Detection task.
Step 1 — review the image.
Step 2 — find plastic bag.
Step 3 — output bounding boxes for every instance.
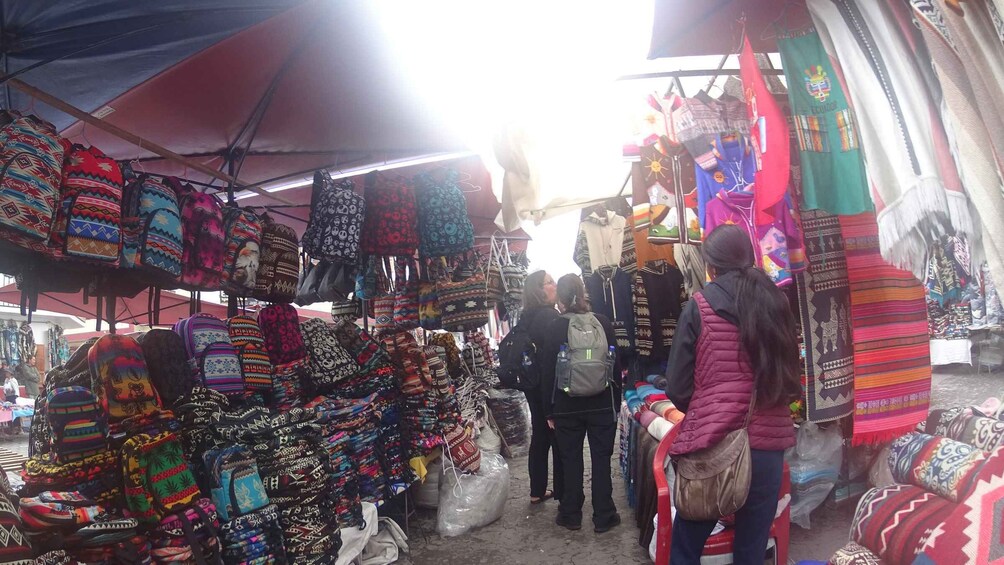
[476,424,502,454]
[436,452,510,537]
[414,458,442,509]
[868,445,895,489]
[486,388,531,458]
[784,422,842,529]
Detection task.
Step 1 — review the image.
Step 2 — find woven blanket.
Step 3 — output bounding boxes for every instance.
[914,447,1004,563]
[851,484,955,564]
[797,209,855,423]
[840,213,931,444]
[924,407,1004,453]
[887,432,986,502]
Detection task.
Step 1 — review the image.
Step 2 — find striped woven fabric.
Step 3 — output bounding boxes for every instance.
[839,213,931,444]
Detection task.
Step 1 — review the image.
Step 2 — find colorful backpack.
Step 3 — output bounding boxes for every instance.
[300,317,358,393]
[257,304,307,366]
[46,144,124,264]
[254,213,300,303]
[47,386,108,464]
[221,207,262,296]
[31,337,97,458]
[0,112,68,253]
[173,313,245,398]
[203,446,269,521]
[227,315,274,393]
[302,170,366,263]
[173,180,225,291]
[120,173,184,281]
[120,431,201,523]
[414,169,474,257]
[137,329,195,406]
[87,335,161,432]
[359,171,419,256]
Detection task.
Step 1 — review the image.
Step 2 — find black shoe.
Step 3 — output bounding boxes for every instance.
[594,514,621,533]
[555,515,581,531]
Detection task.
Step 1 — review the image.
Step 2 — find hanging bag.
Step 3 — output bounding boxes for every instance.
[221,206,262,296]
[393,257,420,331]
[301,170,366,262]
[419,259,442,331]
[359,171,419,257]
[673,387,755,521]
[414,169,475,257]
[485,235,506,306]
[439,256,490,333]
[254,213,300,303]
[371,258,396,335]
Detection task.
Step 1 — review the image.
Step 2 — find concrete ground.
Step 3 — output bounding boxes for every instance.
[399,365,1003,565]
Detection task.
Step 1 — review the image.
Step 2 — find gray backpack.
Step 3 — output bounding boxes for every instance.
[556,313,614,397]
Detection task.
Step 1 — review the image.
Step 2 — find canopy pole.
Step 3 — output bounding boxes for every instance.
[7,78,292,204]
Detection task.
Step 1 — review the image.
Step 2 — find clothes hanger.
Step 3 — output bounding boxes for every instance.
[760,0,810,41]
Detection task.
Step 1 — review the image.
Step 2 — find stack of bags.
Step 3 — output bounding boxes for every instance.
[310,395,386,504]
[381,332,443,460]
[330,321,400,399]
[259,304,310,411]
[322,431,364,528]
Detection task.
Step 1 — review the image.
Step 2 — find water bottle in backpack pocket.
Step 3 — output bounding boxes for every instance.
[556,313,614,397]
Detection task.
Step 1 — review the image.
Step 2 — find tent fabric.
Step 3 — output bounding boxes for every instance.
[647,0,813,59]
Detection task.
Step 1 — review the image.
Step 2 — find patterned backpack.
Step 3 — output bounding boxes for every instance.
[221,207,262,296]
[173,314,245,398]
[203,445,269,521]
[120,431,201,524]
[227,315,274,393]
[360,171,419,257]
[254,213,300,303]
[31,337,98,458]
[47,386,108,464]
[47,144,124,265]
[120,173,184,282]
[414,169,474,257]
[257,304,307,366]
[0,112,68,253]
[87,335,161,433]
[300,317,358,393]
[137,329,195,406]
[173,180,225,291]
[302,170,365,263]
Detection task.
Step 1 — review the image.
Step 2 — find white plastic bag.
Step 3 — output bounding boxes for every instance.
[414,458,442,509]
[785,422,843,529]
[486,388,531,458]
[436,452,510,537]
[476,424,502,454]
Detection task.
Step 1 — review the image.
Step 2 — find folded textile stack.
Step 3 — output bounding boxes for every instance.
[375,403,416,487]
[323,431,364,528]
[427,332,464,379]
[21,451,122,510]
[310,395,386,505]
[330,321,400,399]
[382,332,443,460]
[172,387,232,488]
[271,359,309,412]
[149,498,222,565]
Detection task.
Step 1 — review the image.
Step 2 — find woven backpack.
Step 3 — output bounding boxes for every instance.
[0,112,68,254]
[31,337,97,458]
[300,317,358,393]
[173,313,245,398]
[48,144,124,265]
[121,431,201,524]
[302,170,365,263]
[414,169,474,257]
[87,335,161,433]
[203,445,269,521]
[221,207,262,296]
[173,180,226,291]
[257,304,307,366]
[120,173,184,282]
[438,274,490,332]
[254,213,300,303]
[137,329,195,406]
[226,315,274,394]
[47,386,108,464]
[359,171,419,257]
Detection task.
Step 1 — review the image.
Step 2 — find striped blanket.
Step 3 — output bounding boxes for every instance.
[839,213,931,444]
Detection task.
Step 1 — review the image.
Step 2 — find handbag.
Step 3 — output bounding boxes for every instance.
[393,257,420,331]
[438,273,490,332]
[418,260,442,331]
[672,388,755,521]
[485,236,506,306]
[371,258,396,335]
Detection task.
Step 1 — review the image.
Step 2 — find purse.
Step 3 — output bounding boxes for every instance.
[393,257,420,331]
[672,388,755,522]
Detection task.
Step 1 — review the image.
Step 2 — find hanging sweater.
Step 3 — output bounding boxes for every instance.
[584,266,635,352]
[695,134,757,229]
[634,261,685,360]
[573,211,627,275]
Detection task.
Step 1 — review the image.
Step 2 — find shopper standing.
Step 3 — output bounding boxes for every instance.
[539,274,621,533]
[3,371,18,404]
[16,355,40,399]
[664,225,799,564]
[520,270,563,505]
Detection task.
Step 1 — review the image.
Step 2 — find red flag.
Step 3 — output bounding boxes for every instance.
[740,37,790,225]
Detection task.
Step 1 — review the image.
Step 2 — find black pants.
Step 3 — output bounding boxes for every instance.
[553,410,618,528]
[670,449,784,565]
[526,391,563,499]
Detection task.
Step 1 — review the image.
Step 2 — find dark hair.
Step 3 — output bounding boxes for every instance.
[556,274,589,314]
[702,225,800,408]
[523,270,555,309]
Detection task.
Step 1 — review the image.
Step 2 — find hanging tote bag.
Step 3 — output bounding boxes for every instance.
[418,259,442,331]
[673,390,755,521]
[371,258,396,335]
[301,170,365,263]
[438,265,490,333]
[485,235,506,306]
[393,257,420,331]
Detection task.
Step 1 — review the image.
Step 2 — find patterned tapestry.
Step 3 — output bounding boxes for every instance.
[840,212,931,445]
[797,209,855,423]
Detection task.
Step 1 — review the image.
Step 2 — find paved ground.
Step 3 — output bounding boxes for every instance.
[399,365,1003,564]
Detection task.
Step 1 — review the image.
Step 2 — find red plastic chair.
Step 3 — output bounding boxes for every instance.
[652,425,790,565]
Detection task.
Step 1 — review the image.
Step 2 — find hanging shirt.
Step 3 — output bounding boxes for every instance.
[695,134,757,229]
[704,190,806,287]
[578,211,626,270]
[584,266,635,352]
[633,261,685,360]
[777,29,872,216]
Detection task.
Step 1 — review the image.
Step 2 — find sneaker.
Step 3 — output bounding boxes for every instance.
[555,515,581,531]
[594,514,621,533]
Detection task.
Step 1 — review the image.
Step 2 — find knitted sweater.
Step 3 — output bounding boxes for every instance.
[633,261,685,360]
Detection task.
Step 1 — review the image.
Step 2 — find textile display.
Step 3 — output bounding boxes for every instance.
[807,0,975,279]
[632,260,685,359]
[695,134,757,229]
[796,209,855,423]
[887,432,986,502]
[840,212,931,444]
[670,92,748,172]
[923,408,1004,453]
[776,28,872,216]
[850,484,956,564]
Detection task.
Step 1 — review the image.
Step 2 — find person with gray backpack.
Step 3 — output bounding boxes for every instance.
[538,274,621,533]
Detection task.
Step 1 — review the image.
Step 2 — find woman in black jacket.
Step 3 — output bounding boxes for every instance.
[521,270,562,504]
[539,274,622,533]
